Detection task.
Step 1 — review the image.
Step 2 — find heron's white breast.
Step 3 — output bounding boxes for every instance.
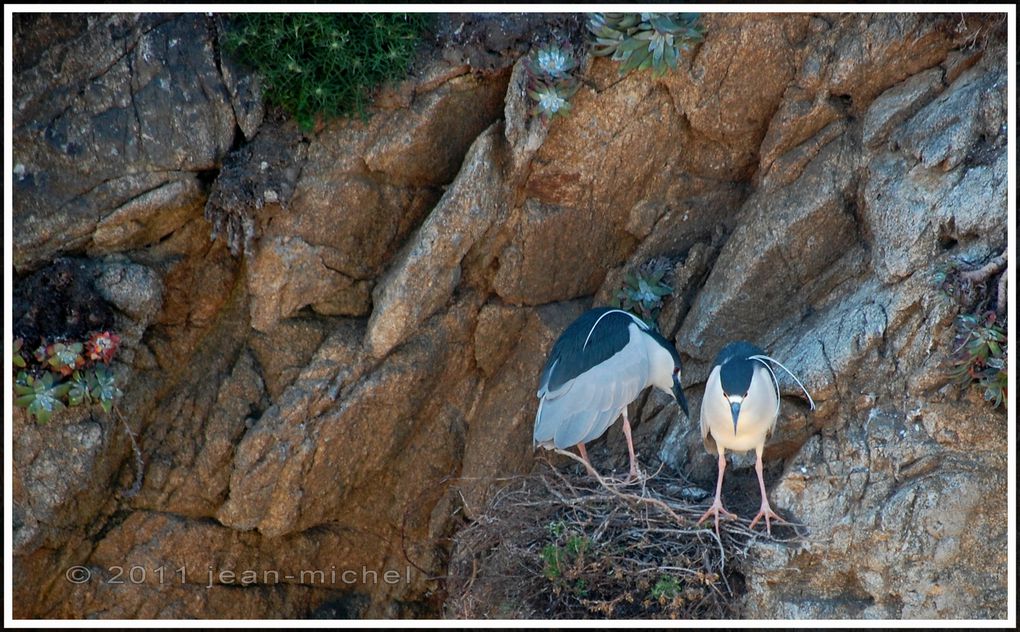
[701,364,777,454]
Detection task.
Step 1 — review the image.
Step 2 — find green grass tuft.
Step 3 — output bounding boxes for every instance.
[222,13,432,131]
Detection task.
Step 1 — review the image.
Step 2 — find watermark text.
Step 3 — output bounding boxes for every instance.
[65,564,413,589]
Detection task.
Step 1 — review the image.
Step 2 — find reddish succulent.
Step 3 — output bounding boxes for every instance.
[46,342,85,377]
[86,331,121,364]
[12,329,125,423]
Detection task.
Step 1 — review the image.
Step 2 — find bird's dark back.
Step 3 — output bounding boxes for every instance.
[539,308,638,393]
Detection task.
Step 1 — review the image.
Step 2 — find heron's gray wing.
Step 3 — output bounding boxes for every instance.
[536,330,648,448]
[578,362,645,445]
[538,308,647,397]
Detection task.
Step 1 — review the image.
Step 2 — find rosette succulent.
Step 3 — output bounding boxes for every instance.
[529,44,577,79]
[46,342,85,377]
[613,258,674,325]
[528,81,579,120]
[12,329,125,423]
[88,366,123,413]
[87,331,121,364]
[950,313,1008,409]
[525,43,581,122]
[589,12,705,77]
[15,372,71,424]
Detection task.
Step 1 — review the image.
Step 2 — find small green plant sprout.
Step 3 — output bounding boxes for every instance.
[949,312,1008,409]
[46,342,85,377]
[541,527,592,588]
[15,372,71,424]
[613,258,674,325]
[650,575,682,603]
[564,533,589,557]
[541,543,564,581]
[589,12,705,77]
[222,13,432,131]
[528,80,579,120]
[546,520,567,539]
[571,578,589,598]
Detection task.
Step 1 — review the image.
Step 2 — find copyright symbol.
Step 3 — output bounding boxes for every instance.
[66,566,91,584]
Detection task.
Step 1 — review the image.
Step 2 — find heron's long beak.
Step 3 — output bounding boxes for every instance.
[730,401,741,435]
[672,376,689,418]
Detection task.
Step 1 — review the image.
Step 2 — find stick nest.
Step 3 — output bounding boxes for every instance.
[445,455,803,619]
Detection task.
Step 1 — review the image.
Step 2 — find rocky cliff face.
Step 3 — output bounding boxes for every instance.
[12,12,1008,619]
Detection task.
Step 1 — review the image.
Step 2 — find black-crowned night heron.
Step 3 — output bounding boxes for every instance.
[697,340,815,536]
[534,307,690,482]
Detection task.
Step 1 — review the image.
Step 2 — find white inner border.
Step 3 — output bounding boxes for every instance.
[4,3,1016,628]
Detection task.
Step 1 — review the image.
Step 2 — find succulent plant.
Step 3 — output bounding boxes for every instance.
[46,342,85,377]
[937,251,1009,410]
[524,42,582,122]
[528,44,578,79]
[949,312,1008,408]
[589,12,705,77]
[13,328,125,422]
[67,369,94,407]
[33,342,48,364]
[15,370,31,389]
[86,331,121,364]
[15,372,71,424]
[613,258,674,325]
[89,366,123,413]
[528,80,579,120]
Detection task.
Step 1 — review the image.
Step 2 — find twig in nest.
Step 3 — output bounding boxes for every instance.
[445,464,806,619]
[553,448,687,525]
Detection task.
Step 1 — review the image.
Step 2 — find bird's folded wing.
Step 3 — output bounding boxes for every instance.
[535,341,648,449]
[538,309,640,397]
[700,366,720,455]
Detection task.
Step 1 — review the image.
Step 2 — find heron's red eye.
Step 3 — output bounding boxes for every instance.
[673,367,680,375]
